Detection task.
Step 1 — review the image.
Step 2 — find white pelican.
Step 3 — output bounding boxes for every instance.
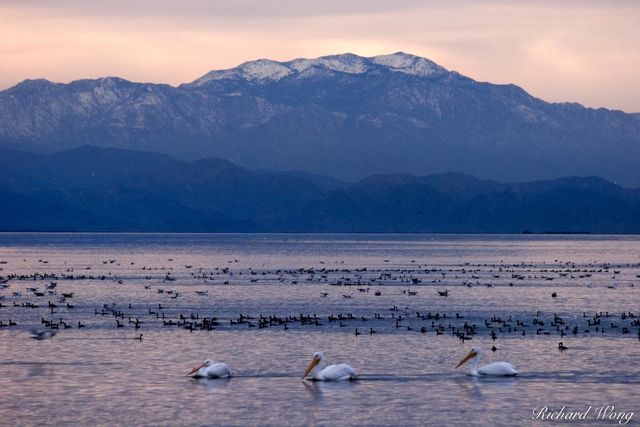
[302,351,358,381]
[456,347,518,376]
[187,359,231,378]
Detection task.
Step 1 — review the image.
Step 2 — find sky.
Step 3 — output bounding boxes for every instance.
[1,0,639,112]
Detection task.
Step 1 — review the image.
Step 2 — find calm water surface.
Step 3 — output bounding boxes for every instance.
[0,233,639,426]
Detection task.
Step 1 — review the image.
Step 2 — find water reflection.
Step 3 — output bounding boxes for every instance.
[190,376,232,392]
[0,234,639,426]
[26,364,46,378]
[302,381,324,402]
[455,376,520,399]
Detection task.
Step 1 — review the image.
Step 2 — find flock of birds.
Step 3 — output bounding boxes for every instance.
[188,351,364,381]
[187,346,518,382]
[1,256,639,380]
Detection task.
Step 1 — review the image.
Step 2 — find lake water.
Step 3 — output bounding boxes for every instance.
[0,233,639,426]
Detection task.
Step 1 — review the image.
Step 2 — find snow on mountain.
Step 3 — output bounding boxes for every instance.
[188,52,446,87]
[240,60,292,80]
[288,53,368,75]
[189,59,292,85]
[371,52,446,77]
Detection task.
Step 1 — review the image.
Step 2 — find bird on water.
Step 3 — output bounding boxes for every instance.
[302,351,358,381]
[187,358,231,378]
[456,347,518,376]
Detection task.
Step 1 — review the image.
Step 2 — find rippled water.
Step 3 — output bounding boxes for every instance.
[0,233,639,426]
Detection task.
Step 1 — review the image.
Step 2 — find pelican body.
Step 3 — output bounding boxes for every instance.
[187,359,231,378]
[302,351,358,381]
[456,347,518,376]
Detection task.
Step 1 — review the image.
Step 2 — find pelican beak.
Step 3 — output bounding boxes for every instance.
[302,358,320,380]
[456,350,477,369]
[187,362,206,376]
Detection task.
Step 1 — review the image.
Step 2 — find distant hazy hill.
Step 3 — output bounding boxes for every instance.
[1,52,639,185]
[1,146,638,233]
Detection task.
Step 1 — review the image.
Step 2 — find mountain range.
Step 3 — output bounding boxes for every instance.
[1,146,639,233]
[1,52,639,186]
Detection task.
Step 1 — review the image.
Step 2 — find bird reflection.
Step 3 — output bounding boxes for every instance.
[27,364,46,378]
[454,375,519,399]
[191,376,231,391]
[455,376,484,399]
[303,379,360,404]
[303,381,323,403]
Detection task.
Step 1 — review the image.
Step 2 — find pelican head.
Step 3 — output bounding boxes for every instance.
[187,358,214,376]
[456,347,482,368]
[302,352,324,379]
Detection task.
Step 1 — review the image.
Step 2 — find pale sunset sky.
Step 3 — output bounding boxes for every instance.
[1,0,639,112]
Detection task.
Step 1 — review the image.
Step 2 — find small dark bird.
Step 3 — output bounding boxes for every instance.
[551,292,557,298]
[558,342,568,351]
[491,345,497,352]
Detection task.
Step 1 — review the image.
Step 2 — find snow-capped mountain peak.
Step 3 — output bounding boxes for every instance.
[192,59,292,84]
[288,53,368,74]
[187,52,448,87]
[372,52,446,77]
[238,59,292,80]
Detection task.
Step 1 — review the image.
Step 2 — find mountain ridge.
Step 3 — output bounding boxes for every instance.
[1,52,639,185]
[1,145,639,233]
[186,52,448,86]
